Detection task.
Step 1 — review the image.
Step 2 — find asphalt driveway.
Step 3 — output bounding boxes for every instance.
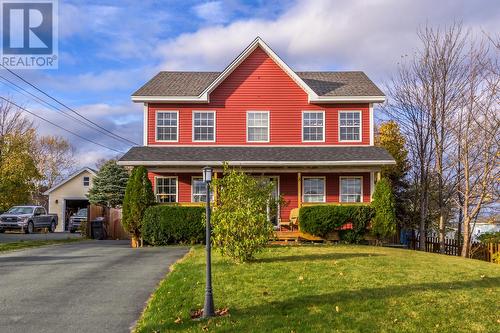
[0,231,82,243]
[0,240,188,333]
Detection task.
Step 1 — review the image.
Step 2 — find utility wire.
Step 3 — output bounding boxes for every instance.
[0,96,125,154]
[0,74,135,147]
[0,64,139,146]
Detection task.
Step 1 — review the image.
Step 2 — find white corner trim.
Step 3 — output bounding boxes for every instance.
[369,103,374,146]
[143,103,148,146]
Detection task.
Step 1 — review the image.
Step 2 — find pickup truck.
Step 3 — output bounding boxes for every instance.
[0,205,58,234]
[69,208,87,233]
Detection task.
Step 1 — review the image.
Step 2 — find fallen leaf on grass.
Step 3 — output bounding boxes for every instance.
[174,317,183,324]
[216,307,230,316]
[298,276,304,281]
[335,306,340,312]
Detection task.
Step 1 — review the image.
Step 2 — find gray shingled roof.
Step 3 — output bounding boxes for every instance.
[118,146,395,166]
[132,71,384,97]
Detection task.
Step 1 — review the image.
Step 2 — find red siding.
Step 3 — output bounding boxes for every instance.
[148,46,370,146]
[149,172,372,221]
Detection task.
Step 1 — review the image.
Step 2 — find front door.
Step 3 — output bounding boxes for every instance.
[265,176,280,228]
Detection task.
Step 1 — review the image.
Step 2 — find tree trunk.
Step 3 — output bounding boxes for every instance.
[461,216,471,257]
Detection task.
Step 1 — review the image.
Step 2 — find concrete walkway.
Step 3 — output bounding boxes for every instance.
[0,240,188,333]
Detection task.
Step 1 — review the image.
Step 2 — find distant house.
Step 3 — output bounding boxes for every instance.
[44,167,96,232]
[118,37,395,230]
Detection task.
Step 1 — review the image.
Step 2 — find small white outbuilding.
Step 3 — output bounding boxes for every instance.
[44,167,97,232]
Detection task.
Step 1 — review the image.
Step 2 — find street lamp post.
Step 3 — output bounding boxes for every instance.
[202,166,215,318]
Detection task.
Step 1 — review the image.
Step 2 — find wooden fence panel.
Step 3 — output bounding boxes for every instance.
[408,236,499,264]
[105,208,129,240]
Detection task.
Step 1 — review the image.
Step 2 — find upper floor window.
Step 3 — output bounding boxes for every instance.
[302,177,326,203]
[247,111,269,142]
[193,111,215,142]
[156,111,178,142]
[83,176,90,187]
[155,176,177,203]
[302,111,324,142]
[339,111,361,142]
[340,176,362,202]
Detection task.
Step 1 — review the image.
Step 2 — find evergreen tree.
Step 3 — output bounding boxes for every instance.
[376,121,411,230]
[121,166,155,240]
[372,178,397,240]
[87,160,128,208]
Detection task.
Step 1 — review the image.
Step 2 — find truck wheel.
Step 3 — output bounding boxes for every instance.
[0,229,5,233]
[69,229,75,234]
[49,221,56,233]
[26,221,34,234]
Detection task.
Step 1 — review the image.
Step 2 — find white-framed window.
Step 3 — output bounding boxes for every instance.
[191,177,213,203]
[156,111,178,142]
[193,111,215,142]
[340,176,363,203]
[339,111,361,142]
[302,111,325,142]
[302,177,326,203]
[155,176,177,203]
[247,111,269,142]
[83,176,90,187]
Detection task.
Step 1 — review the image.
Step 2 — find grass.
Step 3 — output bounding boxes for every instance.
[135,245,500,333]
[0,238,82,252]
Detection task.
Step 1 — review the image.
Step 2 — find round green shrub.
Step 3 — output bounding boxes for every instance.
[299,205,374,242]
[142,205,205,245]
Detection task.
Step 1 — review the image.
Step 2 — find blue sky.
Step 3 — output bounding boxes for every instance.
[1,0,499,167]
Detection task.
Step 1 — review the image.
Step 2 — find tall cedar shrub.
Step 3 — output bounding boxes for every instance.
[87,160,129,208]
[371,178,397,239]
[121,166,155,239]
[299,205,374,243]
[142,206,205,245]
[211,165,280,262]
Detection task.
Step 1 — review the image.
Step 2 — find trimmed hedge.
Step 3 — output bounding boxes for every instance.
[299,205,375,243]
[142,206,205,245]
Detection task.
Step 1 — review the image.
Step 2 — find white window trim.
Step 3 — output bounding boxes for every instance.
[338,110,362,143]
[302,176,326,203]
[83,176,90,187]
[246,111,270,143]
[191,176,212,203]
[339,176,364,203]
[155,176,178,203]
[155,110,179,143]
[302,110,325,142]
[192,110,216,143]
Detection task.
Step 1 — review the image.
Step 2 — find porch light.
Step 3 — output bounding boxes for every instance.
[203,166,213,183]
[202,166,215,318]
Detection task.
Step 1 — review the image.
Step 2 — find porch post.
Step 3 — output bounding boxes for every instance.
[213,172,218,205]
[297,172,302,208]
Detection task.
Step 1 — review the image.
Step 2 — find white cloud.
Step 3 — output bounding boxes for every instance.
[158,0,500,82]
[193,1,229,24]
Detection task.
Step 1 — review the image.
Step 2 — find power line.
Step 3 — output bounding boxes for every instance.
[0,64,139,146]
[0,96,125,154]
[0,74,135,147]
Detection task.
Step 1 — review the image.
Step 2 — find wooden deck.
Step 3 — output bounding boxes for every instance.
[274,230,340,242]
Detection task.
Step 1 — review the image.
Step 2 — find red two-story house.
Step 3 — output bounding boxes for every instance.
[118,37,395,229]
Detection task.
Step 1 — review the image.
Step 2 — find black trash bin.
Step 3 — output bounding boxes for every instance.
[91,218,105,240]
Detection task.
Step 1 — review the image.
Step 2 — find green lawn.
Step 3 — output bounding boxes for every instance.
[135,245,500,333]
[0,238,82,252]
